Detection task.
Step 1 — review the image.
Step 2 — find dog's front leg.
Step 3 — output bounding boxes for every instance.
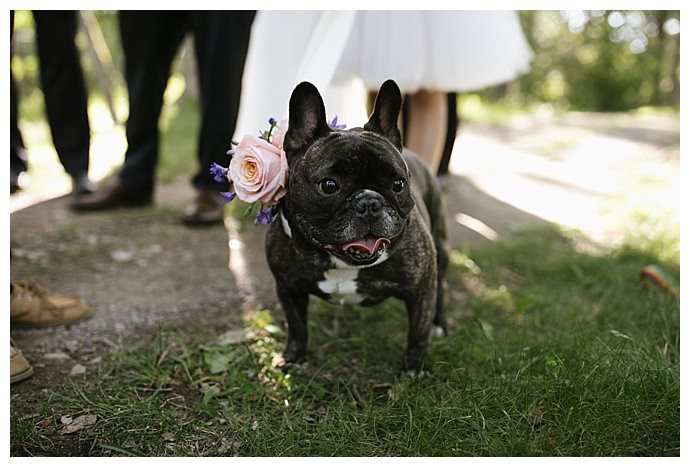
[402,285,436,372]
[277,285,309,363]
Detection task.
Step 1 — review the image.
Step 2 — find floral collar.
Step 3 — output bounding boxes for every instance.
[210,116,345,225]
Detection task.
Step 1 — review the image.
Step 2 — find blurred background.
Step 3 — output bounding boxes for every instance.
[9,10,680,254]
[10,10,680,186]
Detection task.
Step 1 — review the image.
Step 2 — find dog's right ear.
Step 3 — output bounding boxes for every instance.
[284,82,331,156]
[364,80,403,151]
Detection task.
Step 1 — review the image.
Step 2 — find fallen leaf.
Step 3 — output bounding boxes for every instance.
[59,414,97,435]
[204,350,232,374]
[60,415,73,425]
[264,324,283,335]
[39,417,54,429]
[271,353,285,368]
[200,382,221,394]
[217,439,242,454]
[216,328,249,346]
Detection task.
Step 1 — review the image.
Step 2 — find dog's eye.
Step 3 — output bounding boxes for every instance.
[319,178,339,194]
[392,178,406,193]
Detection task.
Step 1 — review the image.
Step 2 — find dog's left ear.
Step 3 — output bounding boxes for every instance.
[284,82,331,156]
[364,80,403,151]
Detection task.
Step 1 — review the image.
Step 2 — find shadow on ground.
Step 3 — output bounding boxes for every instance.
[9,109,679,399]
[9,172,544,394]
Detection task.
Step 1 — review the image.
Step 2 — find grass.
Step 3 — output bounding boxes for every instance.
[11,30,679,456]
[10,225,679,456]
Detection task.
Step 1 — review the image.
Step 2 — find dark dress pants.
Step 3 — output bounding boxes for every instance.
[117,11,255,192]
[11,11,91,178]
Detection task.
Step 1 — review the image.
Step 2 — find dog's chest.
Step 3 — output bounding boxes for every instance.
[317,267,363,305]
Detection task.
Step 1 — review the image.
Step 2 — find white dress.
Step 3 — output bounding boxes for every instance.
[333,10,534,93]
[234,11,368,139]
[234,10,533,139]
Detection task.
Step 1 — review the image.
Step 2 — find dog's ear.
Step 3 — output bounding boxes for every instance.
[364,80,403,151]
[284,82,331,156]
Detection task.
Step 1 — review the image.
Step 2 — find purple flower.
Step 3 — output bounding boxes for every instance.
[210,163,229,183]
[329,115,346,130]
[255,207,273,225]
[220,191,236,203]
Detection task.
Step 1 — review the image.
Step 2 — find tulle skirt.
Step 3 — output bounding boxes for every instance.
[234,10,533,139]
[333,10,534,93]
[234,11,368,138]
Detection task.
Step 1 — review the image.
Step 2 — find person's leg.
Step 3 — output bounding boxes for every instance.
[10,70,27,193]
[71,12,187,211]
[437,92,458,177]
[404,89,447,172]
[117,11,187,192]
[33,11,91,182]
[183,11,254,225]
[189,11,254,192]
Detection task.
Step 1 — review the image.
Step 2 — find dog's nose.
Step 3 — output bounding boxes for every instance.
[353,190,383,219]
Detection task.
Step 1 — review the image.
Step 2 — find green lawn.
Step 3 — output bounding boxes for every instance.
[10,225,679,456]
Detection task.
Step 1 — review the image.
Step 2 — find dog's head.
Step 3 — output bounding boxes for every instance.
[281,80,415,266]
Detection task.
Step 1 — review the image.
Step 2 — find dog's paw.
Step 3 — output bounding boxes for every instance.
[399,352,432,375]
[432,325,446,339]
[283,342,307,365]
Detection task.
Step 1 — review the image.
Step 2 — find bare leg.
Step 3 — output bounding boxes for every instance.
[405,90,447,171]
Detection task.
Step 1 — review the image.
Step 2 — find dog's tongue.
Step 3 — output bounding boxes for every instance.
[342,236,390,255]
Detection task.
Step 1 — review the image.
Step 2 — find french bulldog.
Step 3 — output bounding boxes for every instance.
[266,79,449,371]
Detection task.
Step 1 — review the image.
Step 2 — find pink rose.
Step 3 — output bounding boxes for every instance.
[229,135,288,206]
[270,118,289,149]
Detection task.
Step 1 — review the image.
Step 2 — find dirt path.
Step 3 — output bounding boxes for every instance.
[9,111,679,393]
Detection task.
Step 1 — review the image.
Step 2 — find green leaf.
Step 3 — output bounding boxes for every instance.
[203,350,231,374]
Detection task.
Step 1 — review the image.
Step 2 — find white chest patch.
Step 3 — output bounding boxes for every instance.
[316,251,390,305]
[318,267,363,305]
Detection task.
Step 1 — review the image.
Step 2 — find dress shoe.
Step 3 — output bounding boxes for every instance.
[71,173,97,197]
[70,179,152,211]
[10,169,23,195]
[183,189,225,226]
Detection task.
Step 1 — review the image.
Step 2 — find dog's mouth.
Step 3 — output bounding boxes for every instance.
[336,235,390,264]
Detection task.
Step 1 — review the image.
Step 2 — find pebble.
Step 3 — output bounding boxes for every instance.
[44,352,71,361]
[64,340,80,354]
[70,364,87,376]
[89,356,102,365]
[110,250,135,262]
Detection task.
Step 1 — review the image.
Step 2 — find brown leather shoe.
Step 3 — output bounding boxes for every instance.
[10,339,34,384]
[10,280,92,328]
[183,189,225,226]
[70,179,152,211]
